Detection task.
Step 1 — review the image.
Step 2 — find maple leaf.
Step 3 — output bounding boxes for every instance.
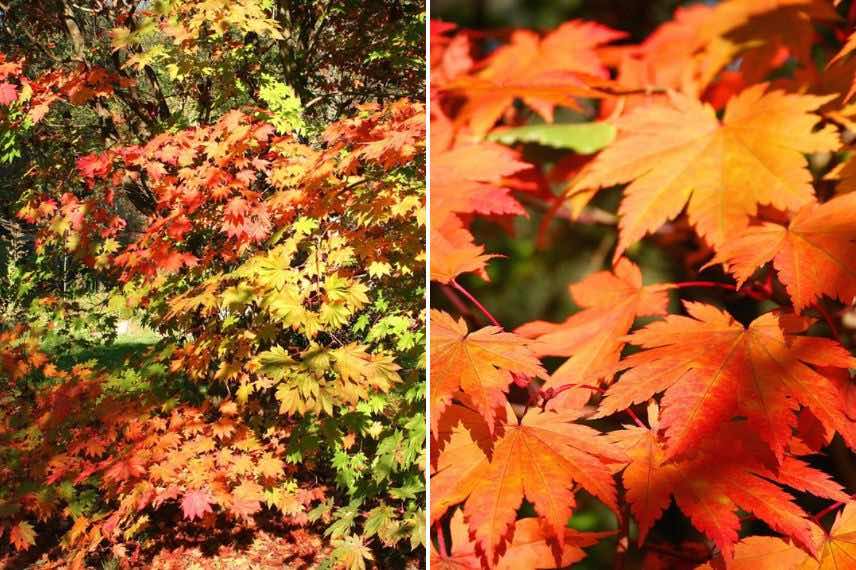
[697,535,814,569]
[9,521,36,551]
[598,302,856,462]
[211,418,236,440]
[445,21,623,137]
[431,20,475,88]
[229,454,255,477]
[569,85,840,256]
[181,488,214,521]
[165,215,192,241]
[607,1,836,107]
[430,405,493,524]
[462,408,624,565]
[707,192,856,312]
[76,437,108,458]
[698,501,856,569]
[609,409,846,560]
[723,0,838,85]
[430,221,498,285]
[257,453,284,479]
[496,519,610,570]
[432,142,530,220]
[0,81,18,105]
[433,509,607,570]
[608,4,736,100]
[430,140,529,284]
[230,480,264,519]
[431,509,481,570]
[430,310,545,433]
[830,30,856,68]
[219,400,239,416]
[76,153,113,179]
[103,454,147,484]
[516,258,669,401]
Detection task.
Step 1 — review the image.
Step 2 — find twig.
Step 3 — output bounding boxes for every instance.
[451,279,502,328]
[815,301,841,339]
[535,187,571,250]
[671,280,739,292]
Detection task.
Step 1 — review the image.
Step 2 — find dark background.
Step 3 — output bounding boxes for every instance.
[433,0,689,39]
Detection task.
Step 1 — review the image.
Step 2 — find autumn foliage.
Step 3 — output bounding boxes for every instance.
[0,1,424,568]
[431,1,856,568]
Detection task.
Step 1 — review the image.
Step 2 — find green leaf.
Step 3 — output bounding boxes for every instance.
[259,74,305,135]
[488,122,616,153]
[257,346,296,379]
[330,535,374,570]
[363,504,396,539]
[406,509,426,550]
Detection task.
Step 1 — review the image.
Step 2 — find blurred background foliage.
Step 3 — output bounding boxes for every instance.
[433,0,687,39]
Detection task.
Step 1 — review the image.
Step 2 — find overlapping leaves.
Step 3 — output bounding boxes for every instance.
[431,2,856,568]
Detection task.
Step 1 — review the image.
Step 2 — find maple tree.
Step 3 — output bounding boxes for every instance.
[0,1,425,568]
[431,1,856,568]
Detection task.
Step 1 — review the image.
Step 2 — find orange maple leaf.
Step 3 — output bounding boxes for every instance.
[430,220,498,285]
[607,0,837,110]
[444,21,623,137]
[432,509,608,570]
[609,408,847,561]
[698,501,856,569]
[229,480,263,519]
[430,310,545,433]
[495,519,611,570]
[461,408,624,565]
[707,192,856,313]
[430,405,493,524]
[606,4,734,101]
[430,139,529,284]
[103,454,147,484]
[598,302,856,462]
[256,453,284,479]
[516,258,669,401]
[211,418,237,440]
[9,521,36,551]
[431,509,482,570]
[569,85,839,257]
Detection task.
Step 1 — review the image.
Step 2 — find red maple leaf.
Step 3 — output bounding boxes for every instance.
[0,81,18,106]
[181,488,214,521]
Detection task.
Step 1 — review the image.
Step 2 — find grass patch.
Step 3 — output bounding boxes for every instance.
[50,323,161,371]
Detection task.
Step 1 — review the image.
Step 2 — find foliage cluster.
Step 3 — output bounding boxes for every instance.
[431,1,856,568]
[0,1,425,568]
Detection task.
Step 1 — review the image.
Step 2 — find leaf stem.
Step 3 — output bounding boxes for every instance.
[440,284,475,319]
[541,382,644,427]
[671,280,738,291]
[535,187,571,250]
[451,278,536,404]
[435,523,449,557]
[812,494,855,524]
[624,406,645,428]
[451,279,502,328]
